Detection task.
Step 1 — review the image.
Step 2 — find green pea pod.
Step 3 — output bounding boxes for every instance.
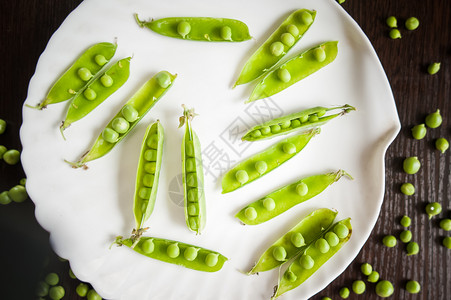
[179,106,206,234]
[234,9,316,87]
[248,41,338,103]
[221,128,320,194]
[135,15,251,42]
[66,71,176,168]
[242,104,355,142]
[115,236,228,272]
[272,218,352,299]
[248,208,337,274]
[60,57,131,137]
[236,170,352,225]
[27,42,117,110]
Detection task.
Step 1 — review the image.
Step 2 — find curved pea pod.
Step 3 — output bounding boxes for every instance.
[115,236,228,272]
[27,42,117,110]
[179,106,206,234]
[135,15,251,42]
[65,71,176,168]
[248,208,337,274]
[272,218,352,299]
[60,57,131,136]
[236,170,352,225]
[234,9,316,87]
[242,104,355,142]
[221,128,320,194]
[247,41,338,103]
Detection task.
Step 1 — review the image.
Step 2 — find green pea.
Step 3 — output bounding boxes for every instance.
[316,110,326,117]
[3,149,20,165]
[87,289,102,300]
[425,109,442,128]
[375,280,394,297]
[386,16,397,28]
[313,47,326,62]
[389,28,401,39]
[49,286,65,300]
[286,271,297,282]
[139,187,151,199]
[261,126,271,135]
[94,54,108,66]
[112,117,130,134]
[425,202,442,219]
[427,62,441,75]
[405,17,419,30]
[338,0,345,4]
[121,104,139,122]
[35,281,50,297]
[270,124,282,133]
[400,230,412,243]
[315,238,330,253]
[100,74,113,87]
[78,67,93,81]
[185,157,197,172]
[286,24,299,37]
[270,41,284,57]
[295,182,308,196]
[300,115,309,123]
[360,263,372,276]
[144,162,157,173]
[299,254,314,269]
[144,149,157,162]
[146,133,159,149]
[141,239,154,253]
[405,280,421,294]
[407,241,419,255]
[339,287,350,298]
[8,185,28,203]
[83,88,97,100]
[291,232,305,248]
[280,120,291,129]
[400,183,415,195]
[290,119,301,128]
[272,246,287,261]
[235,170,249,184]
[262,197,275,211]
[325,232,339,247]
[281,33,295,47]
[0,119,6,134]
[411,124,426,140]
[352,280,365,294]
[308,114,319,122]
[189,217,199,230]
[334,223,349,239]
[403,156,421,174]
[205,253,219,267]
[244,207,257,220]
[277,68,291,83]
[400,215,411,227]
[167,243,180,258]
[440,219,451,231]
[443,237,451,249]
[187,203,198,216]
[0,145,6,159]
[299,11,313,25]
[19,178,26,186]
[368,271,380,283]
[102,127,119,143]
[436,138,449,153]
[282,142,296,154]
[44,272,59,286]
[184,247,199,261]
[255,161,268,175]
[220,26,232,41]
[185,141,195,157]
[382,235,397,247]
[0,191,12,205]
[251,130,262,138]
[321,297,332,300]
[177,21,191,38]
[76,283,89,297]
[187,188,198,202]
[155,71,172,88]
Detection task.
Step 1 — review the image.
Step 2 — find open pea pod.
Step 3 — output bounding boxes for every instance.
[180,106,206,234]
[221,128,320,194]
[135,15,251,42]
[272,218,352,299]
[27,42,117,110]
[248,41,338,103]
[248,208,337,274]
[115,236,228,272]
[66,71,176,169]
[60,57,131,137]
[236,170,352,225]
[242,104,355,141]
[234,9,316,87]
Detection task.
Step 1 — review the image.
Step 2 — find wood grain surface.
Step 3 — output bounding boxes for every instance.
[0,1,449,299]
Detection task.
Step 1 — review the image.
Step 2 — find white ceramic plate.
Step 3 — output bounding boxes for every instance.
[20,0,400,299]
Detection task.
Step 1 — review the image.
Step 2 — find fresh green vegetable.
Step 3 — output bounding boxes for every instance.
[35,281,50,297]
[405,280,421,294]
[339,287,350,298]
[0,145,6,159]
[427,62,441,75]
[0,119,6,134]
[44,272,59,286]
[403,156,421,174]
[400,183,415,195]
[386,16,397,28]
[8,185,28,203]
[435,138,449,153]
[48,286,65,300]
[87,289,102,300]
[382,235,397,247]
[405,17,419,30]
[368,271,380,283]
[360,263,372,276]
[406,241,419,255]
[425,109,442,128]
[375,280,394,297]
[439,219,451,231]
[400,230,412,243]
[352,280,366,294]
[400,215,411,227]
[3,149,20,165]
[425,202,442,219]
[443,237,451,249]
[389,29,401,39]
[411,124,426,139]
[76,283,89,297]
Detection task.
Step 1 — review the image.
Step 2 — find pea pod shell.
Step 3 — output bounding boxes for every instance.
[221,128,320,194]
[248,41,338,103]
[272,218,352,299]
[136,15,251,42]
[68,71,176,168]
[61,57,131,133]
[116,236,227,272]
[236,170,352,225]
[249,208,337,274]
[234,9,316,86]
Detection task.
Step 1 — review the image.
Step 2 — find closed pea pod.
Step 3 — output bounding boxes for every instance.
[236,170,352,225]
[66,71,176,169]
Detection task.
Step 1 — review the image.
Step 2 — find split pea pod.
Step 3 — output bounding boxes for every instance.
[114,236,227,272]
[221,128,320,194]
[135,15,251,42]
[234,9,316,87]
[248,41,338,103]
[242,104,355,141]
[27,42,117,110]
[65,71,176,169]
[60,57,131,136]
[248,208,337,274]
[236,170,352,225]
[272,218,352,299]
[179,106,206,234]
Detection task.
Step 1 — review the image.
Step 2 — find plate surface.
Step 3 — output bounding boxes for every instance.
[20,0,400,299]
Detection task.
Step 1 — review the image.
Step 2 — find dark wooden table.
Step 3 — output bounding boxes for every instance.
[0,1,449,299]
